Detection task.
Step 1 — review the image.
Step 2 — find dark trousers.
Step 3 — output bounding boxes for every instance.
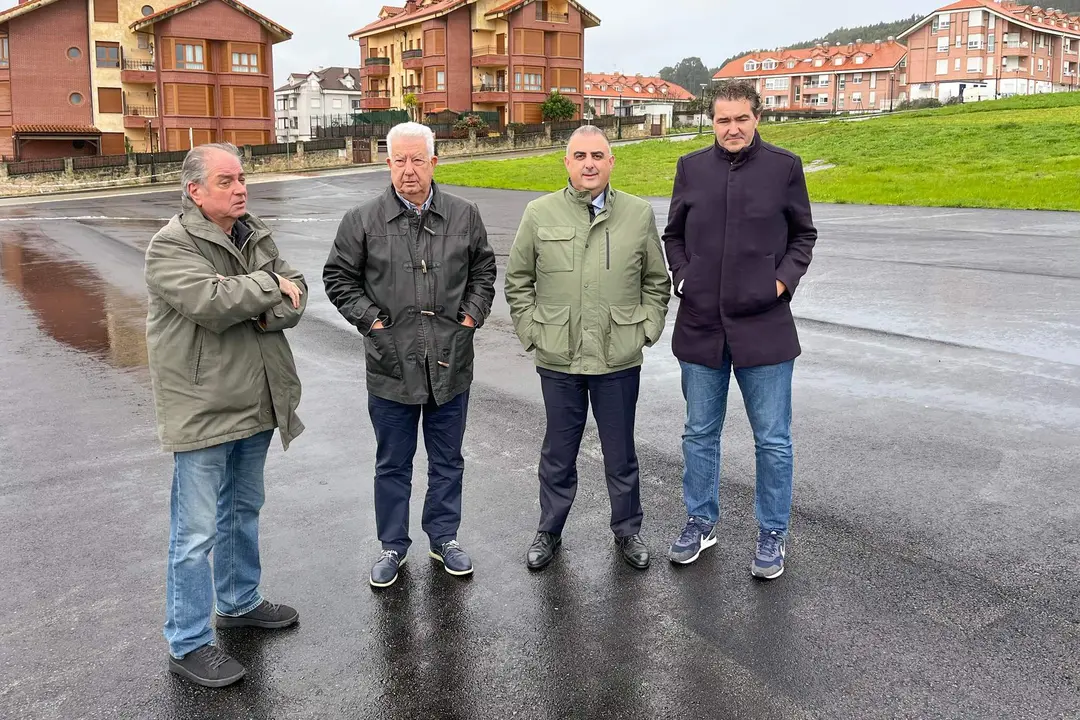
[537,367,643,538]
[368,390,469,554]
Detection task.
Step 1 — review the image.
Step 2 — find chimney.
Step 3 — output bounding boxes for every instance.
[405,0,418,12]
[875,39,882,48]
[887,36,896,44]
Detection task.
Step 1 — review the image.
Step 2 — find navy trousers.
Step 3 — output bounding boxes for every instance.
[536,367,643,538]
[368,390,469,554]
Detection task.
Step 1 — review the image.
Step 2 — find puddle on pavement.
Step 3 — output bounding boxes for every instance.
[0,239,148,369]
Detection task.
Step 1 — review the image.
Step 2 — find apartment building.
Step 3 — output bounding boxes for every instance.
[275,67,363,142]
[0,0,289,160]
[349,0,599,127]
[713,39,909,113]
[583,73,694,121]
[901,0,1080,102]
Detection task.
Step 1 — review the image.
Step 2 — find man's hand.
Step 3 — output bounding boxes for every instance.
[461,314,476,328]
[776,280,788,298]
[278,275,303,309]
[371,320,386,331]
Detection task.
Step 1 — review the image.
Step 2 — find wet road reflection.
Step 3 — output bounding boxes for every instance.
[0,238,147,369]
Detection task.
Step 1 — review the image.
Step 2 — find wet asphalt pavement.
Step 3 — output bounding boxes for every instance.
[1,167,1079,720]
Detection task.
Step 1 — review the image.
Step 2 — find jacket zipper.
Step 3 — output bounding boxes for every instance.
[606,230,610,270]
[192,330,204,385]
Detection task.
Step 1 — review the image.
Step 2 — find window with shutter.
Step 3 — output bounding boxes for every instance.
[95,0,118,23]
[0,82,11,114]
[514,29,544,55]
[423,29,446,55]
[98,87,123,114]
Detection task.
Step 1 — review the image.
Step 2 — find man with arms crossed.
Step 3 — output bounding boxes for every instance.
[146,143,306,687]
[663,80,817,579]
[505,125,671,571]
[324,122,496,588]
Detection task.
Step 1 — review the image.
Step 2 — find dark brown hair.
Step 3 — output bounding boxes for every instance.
[710,80,763,118]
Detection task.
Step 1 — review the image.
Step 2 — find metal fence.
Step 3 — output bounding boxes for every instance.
[72,154,129,170]
[251,142,290,157]
[7,158,66,176]
[302,137,346,152]
[135,150,188,165]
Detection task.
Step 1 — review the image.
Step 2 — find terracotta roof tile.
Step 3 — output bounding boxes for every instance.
[714,40,908,80]
[583,73,695,101]
[131,0,292,41]
[350,0,465,39]
[14,124,101,134]
[900,0,1080,39]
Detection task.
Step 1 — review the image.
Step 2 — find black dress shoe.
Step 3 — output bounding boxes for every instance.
[616,534,650,569]
[527,531,561,570]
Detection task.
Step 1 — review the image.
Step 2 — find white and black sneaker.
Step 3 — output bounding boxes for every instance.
[668,516,718,565]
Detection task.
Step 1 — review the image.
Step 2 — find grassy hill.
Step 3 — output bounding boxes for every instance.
[435,93,1080,212]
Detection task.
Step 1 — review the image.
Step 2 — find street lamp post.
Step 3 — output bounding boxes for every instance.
[699,82,708,134]
[889,72,896,113]
[617,91,623,139]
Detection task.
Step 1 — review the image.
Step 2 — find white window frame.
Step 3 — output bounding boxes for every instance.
[938,37,950,52]
[968,56,983,73]
[936,59,949,75]
[855,55,865,65]
[938,13,951,29]
[968,35,984,50]
[744,60,759,71]
[969,9,984,27]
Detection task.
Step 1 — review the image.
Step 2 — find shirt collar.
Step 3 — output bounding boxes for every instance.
[394,185,434,215]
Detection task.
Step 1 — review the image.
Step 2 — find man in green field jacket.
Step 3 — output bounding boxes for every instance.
[504,125,671,571]
[145,143,305,688]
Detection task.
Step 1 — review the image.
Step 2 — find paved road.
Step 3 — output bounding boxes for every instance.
[1,168,1079,720]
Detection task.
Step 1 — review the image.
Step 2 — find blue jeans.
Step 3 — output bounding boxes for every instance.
[680,350,794,535]
[164,429,273,658]
[368,390,469,554]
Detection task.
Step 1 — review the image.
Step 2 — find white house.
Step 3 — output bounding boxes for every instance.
[274,67,364,142]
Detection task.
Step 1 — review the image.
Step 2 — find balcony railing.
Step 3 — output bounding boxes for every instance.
[402,49,423,60]
[364,56,391,66]
[364,89,391,98]
[126,105,158,117]
[403,85,422,94]
[474,84,507,93]
[123,58,156,71]
[535,6,568,23]
[472,45,507,57]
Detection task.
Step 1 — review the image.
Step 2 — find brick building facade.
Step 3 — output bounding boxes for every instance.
[901,0,1080,103]
[0,0,290,159]
[350,0,599,127]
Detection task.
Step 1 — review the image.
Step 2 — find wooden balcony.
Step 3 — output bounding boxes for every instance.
[361,57,391,78]
[361,89,391,110]
[121,58,157,84]
[402,49,424,71]
[472,84,508,103]
[472,45,508,68]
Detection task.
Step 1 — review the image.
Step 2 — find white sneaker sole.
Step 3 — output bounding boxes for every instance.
[669,533,718,565]
[429,550,474,576]
[751,563,785,580]
[369,556,407,588]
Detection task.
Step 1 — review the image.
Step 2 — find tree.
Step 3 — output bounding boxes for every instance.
[403,93,419,122]
[541,91,576,122]
[658,57,716,95]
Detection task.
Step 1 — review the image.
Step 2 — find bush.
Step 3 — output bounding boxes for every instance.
[895,98,943,111]
[507,122,527,133]
[451,113,490,139]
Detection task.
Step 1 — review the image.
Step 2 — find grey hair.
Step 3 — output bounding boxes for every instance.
[565,124,611,155]
[181,142,242,200]
[710,80,763,118]
[387,121,435,159]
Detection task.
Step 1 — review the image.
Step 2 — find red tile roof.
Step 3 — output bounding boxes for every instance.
[350,0,600,38]
[714,40,908,80]
[900,0,1080,39]
[350,0,466,39]
[14,124,100,134]
[0,0,64,24]
[131,0,292,42]
[584,73,695,102]
[485,0,599,27]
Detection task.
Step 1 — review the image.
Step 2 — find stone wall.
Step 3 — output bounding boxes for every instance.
[0,142,356,197]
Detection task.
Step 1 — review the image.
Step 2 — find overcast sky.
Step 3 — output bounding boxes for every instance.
[269,0,944,85]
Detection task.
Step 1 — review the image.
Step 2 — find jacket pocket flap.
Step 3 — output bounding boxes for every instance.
[533,304,571,325]
[609,304,648,325]
[537,226,576,242]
